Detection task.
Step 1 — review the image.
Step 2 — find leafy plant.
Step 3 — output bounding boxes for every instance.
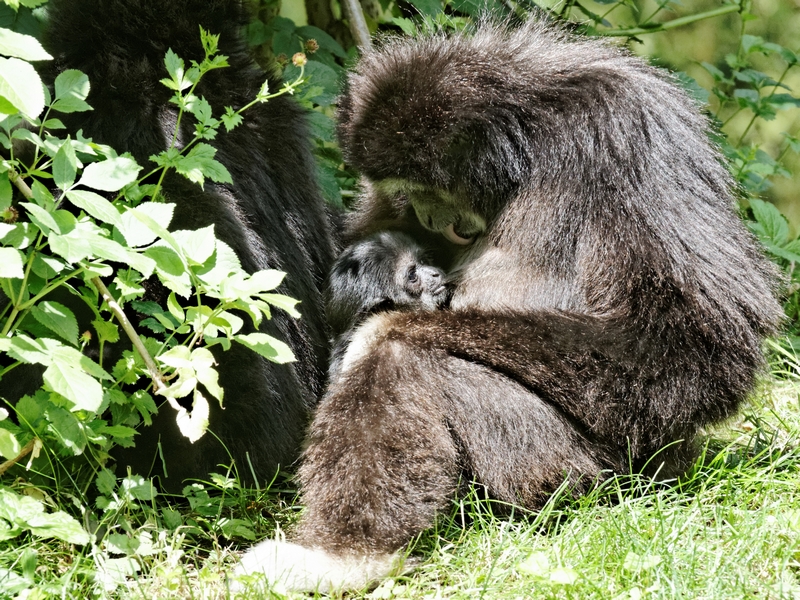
[0,25,309,545]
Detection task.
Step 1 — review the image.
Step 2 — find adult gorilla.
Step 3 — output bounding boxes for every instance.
[235,20,782,593]
[37,0,334,489]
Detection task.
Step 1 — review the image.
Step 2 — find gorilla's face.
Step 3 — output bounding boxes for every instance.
[374,179,487,245]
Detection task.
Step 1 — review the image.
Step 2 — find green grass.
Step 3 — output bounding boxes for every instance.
[2,380,799,599]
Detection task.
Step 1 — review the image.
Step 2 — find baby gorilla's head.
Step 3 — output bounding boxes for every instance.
[326,231,449,338]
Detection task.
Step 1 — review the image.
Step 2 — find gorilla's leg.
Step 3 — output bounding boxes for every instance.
[296,340,461,555]
[233,336,613,593]
[233,338,458,593]
[439,356,615,510]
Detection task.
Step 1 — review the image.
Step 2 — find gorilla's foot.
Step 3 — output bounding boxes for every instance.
[230,539,401,594]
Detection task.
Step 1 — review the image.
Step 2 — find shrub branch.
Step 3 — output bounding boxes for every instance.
[7,169,172,402]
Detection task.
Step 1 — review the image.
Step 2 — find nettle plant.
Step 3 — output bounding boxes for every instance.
[0,27,307,540]
[697,11,800,345]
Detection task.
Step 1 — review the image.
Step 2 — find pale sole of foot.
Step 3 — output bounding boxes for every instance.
[229,539,401,594]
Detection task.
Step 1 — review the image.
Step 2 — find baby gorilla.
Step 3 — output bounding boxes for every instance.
[326,232,449,377]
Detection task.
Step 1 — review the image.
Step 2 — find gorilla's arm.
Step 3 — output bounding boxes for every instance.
[360,307,758,458]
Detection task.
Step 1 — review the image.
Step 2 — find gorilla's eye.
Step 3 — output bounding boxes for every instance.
[443,223,474,246]
[407,265,418,283]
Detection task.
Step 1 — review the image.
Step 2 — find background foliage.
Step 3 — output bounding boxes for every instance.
[0,0,798,597]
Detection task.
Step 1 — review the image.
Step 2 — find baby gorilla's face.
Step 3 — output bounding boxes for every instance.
[395,255,448,311]
[325,230,451,340]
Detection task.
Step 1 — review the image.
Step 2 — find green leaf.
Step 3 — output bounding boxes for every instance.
[195,239,241,286]
[98,424,137,442]
[113,271,145,300]
[211,310,244,335]
[77,156,141,192]
[15,391,49,429]
[622,551,662,573]
[118,202,175,247]
[52,209,77,234]
[749,198,789,244]
[92,319,120,344]
[84,234,156,277]
[174,389,210,442]
[31,254,65,279]
[249,269,285,292]
[173,226,216,265]
[96,468,116,496]
[762,241,800,264]
[53,137,78,191]
[186,96,216,127]
[30,180,54,209]
[51,69,92,114]
[391,17,416,36]
[0,170,10,212]
[779,47,798,65]
[518,551,550,576]
[66,189,123,227]
[308,110,335,143]
[0,28,52,61]
[220,108,243,132]
[219,518,256,541]
[235,332,295,364]
[0,57,45,118]
[20,201,58,233]
[406,0,443,15]
[45,403,85,454]
[192,348,223,402]
[262,293,301,318]
[164,48,188,91]
[157,345,192,369]
[49,228,94,263]
[3,335,53,365]
[129,390,157,425]
[158,369,196,402]
[30,301,79,346]
[141,245,183,277]
[43,117,65,129]
[0,487,90,545]
[43,358,104,412]
[0,429,21,460]
[167,292,184,322]
[0,222,38,250]
[285,61,338,105]
[172,143,232,189]
[0,247,24,278]
[769,94,800,108]
[734,88,760,109]
[549,567,579,585]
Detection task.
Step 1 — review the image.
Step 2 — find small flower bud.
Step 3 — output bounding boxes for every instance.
[3,206,18,224]
[275,53,288,68]
[292,52,307,67]
[304,39,319,54]
[80,330,92,343]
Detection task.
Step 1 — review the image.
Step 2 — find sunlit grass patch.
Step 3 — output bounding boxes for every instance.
[2,380,799,599]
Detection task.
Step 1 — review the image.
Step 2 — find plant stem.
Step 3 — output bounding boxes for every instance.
[91,276,168,396]
[18,266,86,311]
[602,5,739,37]
[736,65,793,146]
[0,437,41,476]
[341,0,371,51]
[8,167,33,200]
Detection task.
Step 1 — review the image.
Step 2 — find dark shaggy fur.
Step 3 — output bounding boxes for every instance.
[326,231,448,377]
[235,20,782,592]
[34,0,334,490]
